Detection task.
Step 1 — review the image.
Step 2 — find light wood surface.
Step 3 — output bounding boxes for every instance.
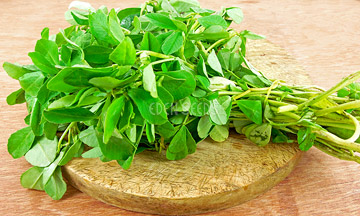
[1,0,360,215]
[64,134,301,215]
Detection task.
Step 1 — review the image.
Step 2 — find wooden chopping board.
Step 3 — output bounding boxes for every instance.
[62,40,312,215]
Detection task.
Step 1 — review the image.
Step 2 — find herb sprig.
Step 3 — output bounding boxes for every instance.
[5,0,360,200]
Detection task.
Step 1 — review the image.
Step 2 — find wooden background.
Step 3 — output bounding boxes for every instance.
[0,0,359,215]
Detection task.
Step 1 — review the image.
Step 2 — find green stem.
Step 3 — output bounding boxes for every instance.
[206,38,226,53]
[313,129,360,152]
[57,122,76,153]
[137,50,173,59]
[316,100,360,116]
[298,71,360,109]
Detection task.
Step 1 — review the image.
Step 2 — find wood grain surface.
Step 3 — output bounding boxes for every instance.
[0,0,359,215]
[63,133,301,215]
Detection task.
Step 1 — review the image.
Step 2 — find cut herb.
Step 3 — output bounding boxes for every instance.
[5,0,360,200]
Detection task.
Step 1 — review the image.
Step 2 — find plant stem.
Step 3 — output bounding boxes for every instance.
[57,122,76,153]
[316,100,360,116]
[298,71,360,109]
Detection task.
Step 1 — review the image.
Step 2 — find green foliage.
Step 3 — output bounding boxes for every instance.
[5,0,360,201]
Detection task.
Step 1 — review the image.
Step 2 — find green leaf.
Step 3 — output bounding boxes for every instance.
[145,122,155,143]
[196,75,210,89]
[41,27,49,39]
[190,7,215,15]
[188,25,229,40]
[161,31,183,55]
[131,16,141,34]
[35,39,60,65]
[140,32,160,52]
[185,126,197,154]
[8,126,35,159]
[89,9,117,45]
[25,137,57,167]
[172,19,187,33]
[207,50,223,75]
[19,72,45,96]
[166,125,196,160]
[20,167,44,190]
[128,88,168,125]
[89,76,124,90]
[217,48,231,70]
[210,125,229,142]
[297,127,316,151]
[6,88,25,105]
[337,88,350,98]
[84,45,112,64]
[161,0,180,16]
[37,80,59,105]
[226,7,244,24]
[47,67,115,93]
[197,115,213,139]
[44,167,67,200]
[42,150,65,185]
[192,88,207,98]
[145,13,177,30]
[197,56,208,78]
[158,70,196,100]
[189,96,210,116]
[30,99,43,136]
[71,11,89,25]
[48,95,76,110]
[44,121,58,140]
[173,97,191,112]
[28,52,58,75]
[170,0,200,13]
[184,40,195,58]
[198,15,227,29]
[155,120,176,139]
[3,62,31,80]
[169,114,186,125]
[82,147,102,158]
[118,100,134,132]
[44,108,96,124]
[247,123,272,146]
[108,9,125,43]
[209,99,228,125]
[104,96,126,143]
[241,30,266,40]
[237,99,263,125]
[166,125,186,157]
[97,130,135,162]
[58,139,83,166]
[79,126,99,147]
[272,128,292,143]
[117,7,141,29]
[109,37,136,65]
[233,120,252,134]
[218,96,232,120]
[143,64,158,98]
[157,86,174,108]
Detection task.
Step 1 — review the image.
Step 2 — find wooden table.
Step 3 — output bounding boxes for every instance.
[1,0,359,215]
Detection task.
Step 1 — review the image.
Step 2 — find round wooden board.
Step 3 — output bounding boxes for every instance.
[62,40,311,215]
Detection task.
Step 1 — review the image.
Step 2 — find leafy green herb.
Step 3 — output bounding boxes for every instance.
[6,0,360,201]
[237,100,263,125]
[8,126,35,159]
[103,96,126,143]
[161,31,183,55]
[24,137,57,167]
